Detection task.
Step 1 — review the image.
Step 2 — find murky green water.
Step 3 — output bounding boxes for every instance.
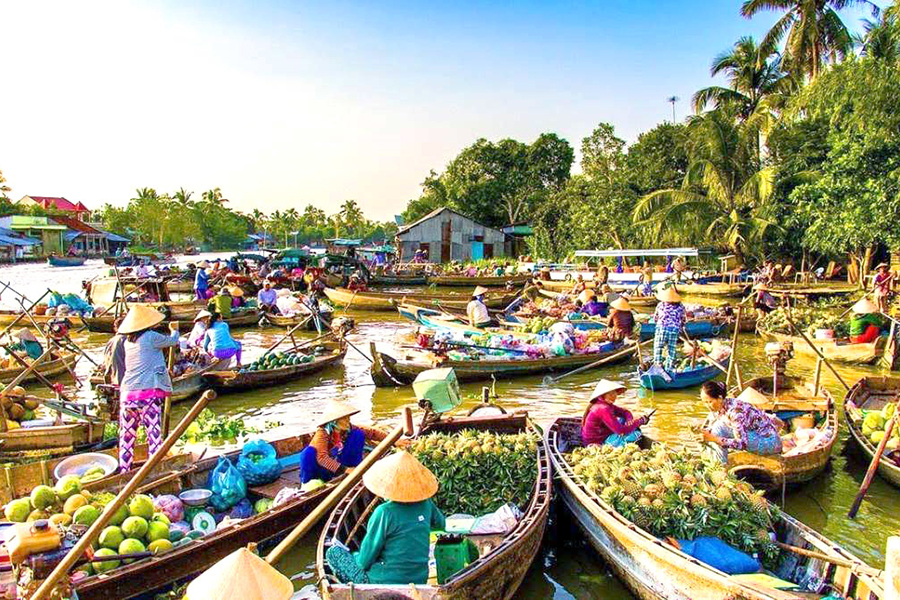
[2,255,897,599]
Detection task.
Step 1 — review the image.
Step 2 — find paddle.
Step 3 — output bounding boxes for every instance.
[784,311,851,392]
[725,306,743,388]
[678,332,729,375]
[30,390,217,600]
[773,540,883,579]
[542,342,641,385]
[848,395,900,518]
[265,406,414,565]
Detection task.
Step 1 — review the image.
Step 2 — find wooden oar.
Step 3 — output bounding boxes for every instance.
[773,540,883,578]
[784,312,851,391]
[30,390,217,600]
[848,396,900,518]
[261,324,331,359]
[679,332,729,375]
[0,346,78,405]
[265,406,414,565]
[542,343,641,385]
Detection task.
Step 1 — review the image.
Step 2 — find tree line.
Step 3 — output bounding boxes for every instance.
[402,0,900,271]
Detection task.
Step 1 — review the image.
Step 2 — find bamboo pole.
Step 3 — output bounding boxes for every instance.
[813,358,823,397]
[0,346,77,405]
[29,390,216,600]
[773,541,883,578]
[784,312,851,392]
[265,406,414,566]
[164,322,178,439]
[16,303,82,386]
[849,397,900,518]
[262,324,331,359]
[726,306,742,388]
[0,289,51,338]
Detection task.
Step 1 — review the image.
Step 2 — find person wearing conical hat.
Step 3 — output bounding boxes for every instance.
[256,280,277,312]
[872,262,894,313]
[581,379,649,447]
[467,286,495,328]
[193,261,211,300]
[228,285,246,309]
[636,269,653,297]
[297,401,387,485]
[100,317,127,386]
[580,289,604,318]
[8,328,43,360]
[207,286,232,319]
[118,305,180,471]
[652,284,685,371]
[539,266,552,281]
[699,381,783,463]
[606,296,635,341]
[749,282,778,320]
[186,546,293,600]
[325,451,445,585]
[186,310,212,348]
[849,297,883,344]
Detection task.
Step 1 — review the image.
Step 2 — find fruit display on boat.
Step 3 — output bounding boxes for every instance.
[759,307,849,338]
[238,351,313,373]
[0,386,40,428]
[852,402,899,450]
[523,316,558,334]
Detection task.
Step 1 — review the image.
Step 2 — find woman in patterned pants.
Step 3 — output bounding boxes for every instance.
[117,305,180,471]
[652,285,686,371]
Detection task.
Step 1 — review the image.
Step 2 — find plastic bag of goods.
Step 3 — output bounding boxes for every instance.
[206,457,247,511]
[236,439,282,485]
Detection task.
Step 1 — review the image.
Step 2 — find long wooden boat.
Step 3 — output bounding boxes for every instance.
[370,340,635,386]
[538,288,658,310]
[47,255,87,267]
[0,310,79,328]
[317,410,551,600]
[324,287,517,311]
[82,308,260,333]
[261,310,332,331]
[639,355,729,390]
[202,340,346,392]
[844,376,900,488]
[165,278,194,294]
[0,352,78,385]
[546,417,885,600]
[369,273,428,285]
[71,431,349,600]
[757,326,886,365]
[428,273,530,287]
[726,375,838,489]
[678,281,750,297]
[767,282,858,299]
[398,304,535,339]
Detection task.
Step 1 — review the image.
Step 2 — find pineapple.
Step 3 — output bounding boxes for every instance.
[643,483,662,499]
[709,469,728,487]
[690,494,708,508]
[621,480,642,498]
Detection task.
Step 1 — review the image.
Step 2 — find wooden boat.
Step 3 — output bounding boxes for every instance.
[398,304,535,339]
[369,273,428,285]
[0,352,78,385]
[639,355,729,390]
[93,359,224,405]
[47,255,87,267]
[0,310,77,328]
[844,376,900,488]
[324,287,517,311]
[71,432,350,600]
[428,273,530,287]
[757,327,886,365]
[538,289,658,309]
[546,416,885,600]
[0,416,104,457]
[82,308,261,333]
[678,281,749,297]
[164,278,194,294]
[766,282,858,299]
[317,410,551,600]
[202,340,346,392]
[370,340,635,386]
[726,375,838,489]
[261,309,333,331]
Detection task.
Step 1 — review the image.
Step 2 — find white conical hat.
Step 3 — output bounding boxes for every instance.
[363,451,438,502]
[184,547,292,600]
[117,305,165,334]
[589,379,626,401]
[852,297,878,314]
[737,386,769,407]
[656,285,682,303]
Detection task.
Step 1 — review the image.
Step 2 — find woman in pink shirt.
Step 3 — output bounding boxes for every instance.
[581,379,649,447]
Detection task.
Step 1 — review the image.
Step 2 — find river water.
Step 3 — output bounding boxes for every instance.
[2,254,898,599]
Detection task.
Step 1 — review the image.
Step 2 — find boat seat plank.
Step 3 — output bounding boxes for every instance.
[248,466,303,499]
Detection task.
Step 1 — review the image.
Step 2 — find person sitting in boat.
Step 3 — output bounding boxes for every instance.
[849,297,883,344]
[186,310,212,348]
[522,278,543,301]
[299,401,388,484]
[194,261,211,300]
[539,266,552,281]
[347,273,367,292]
[202,312,242,367]
[595,265,609,285]
[872,262,894,313]
[493,264,504,276]
[505,262,516,275]
[652,285,685,371]
[208,287,233,319]
[566,299,585,321]
[572,274,587,294]
[228,286,246,309]
[581,290,605,317]
[8,328,43,360]
[636,269,653,296]
[257,281,277,312]
[467,286,495,328]
[606,297,635,340]
[325,450,445,585]
[700,381,783,462]
[749,283,777,319]
[581,379,649,447]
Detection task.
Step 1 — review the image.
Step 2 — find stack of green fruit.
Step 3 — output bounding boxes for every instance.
[523,316,556,334]
[238,351,312,373]
[759,307,849,337]
[567,443,780,567]
[3,475,103,527]
[410,430,537,515]
[859,403,899,450]
[90,494,175,575]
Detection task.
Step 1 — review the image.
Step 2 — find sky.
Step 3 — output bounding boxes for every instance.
[0,1,884,221]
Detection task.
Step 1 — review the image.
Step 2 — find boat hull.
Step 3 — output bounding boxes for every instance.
[639,358,728,390]
[844,376,900,488]
[47,256,87,267]
[0,353,78,385]
[758,328,885,365]
[428,274,530,287]
[324,287,515,311]
[203,347,345,392]
[261,311,332,331]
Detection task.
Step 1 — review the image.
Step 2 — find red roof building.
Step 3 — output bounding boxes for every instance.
[17,195,91,221]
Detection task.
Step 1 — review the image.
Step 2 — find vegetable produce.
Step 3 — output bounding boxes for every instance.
[759,307,849,338]
[239,351,309,373]
[410,430,537,515]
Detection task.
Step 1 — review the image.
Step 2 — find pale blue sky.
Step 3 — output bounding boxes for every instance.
[0,1,883,220]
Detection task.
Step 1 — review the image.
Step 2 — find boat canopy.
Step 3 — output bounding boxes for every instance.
[574,248,706,258]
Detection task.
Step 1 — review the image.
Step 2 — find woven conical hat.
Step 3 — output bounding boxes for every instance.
[14,328,37,343]
[589,379,626,401]
[610,297,631,311]
[472,286,490,297]
[737,386,770,407]
[363,451,438,502]
[317,401,360,427]
[656,285,682,303]
[852,297,878,314]
[578,290,595,304]
[117,305,165,334]
[184,547,292,600]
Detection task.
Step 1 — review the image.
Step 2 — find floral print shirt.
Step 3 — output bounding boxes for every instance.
[719,397,779,450]
[654,301,686,329]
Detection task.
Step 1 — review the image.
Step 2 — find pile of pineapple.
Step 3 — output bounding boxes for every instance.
[568,442,780,566]
[410,430,537,516]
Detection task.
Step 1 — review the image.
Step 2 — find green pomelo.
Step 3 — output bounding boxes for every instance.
[99,526,125,550]
[121,516,149,539]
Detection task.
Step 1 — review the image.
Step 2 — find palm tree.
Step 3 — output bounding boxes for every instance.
[201,188,226,205]
[741,0,880,80]
[858,9,900,61]
[0,169,11,199]
[339,200,364,237]
[632,110,777,263]
[173,188,193,206]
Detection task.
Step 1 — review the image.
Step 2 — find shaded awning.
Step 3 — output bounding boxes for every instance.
[575,248,705,258]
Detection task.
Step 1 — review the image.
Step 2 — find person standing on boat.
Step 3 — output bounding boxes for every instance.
[596,264,609,285]
[202,312,242,367]
[467,286,494,328]
[605,297,634,340]
[193,261,211,300]
[700,381,783,462]
[848,297,883,344]
[748,283,777,320]
[636,268,653,296]
[186,310,212,348]
[298,401,387,484]
[652,285,685,371]
[257,281,277,312]
[325,451,445,585]
[8,329,43,360]
[581,379,649,447]
[872,263,894,313]
[118,305,179,471]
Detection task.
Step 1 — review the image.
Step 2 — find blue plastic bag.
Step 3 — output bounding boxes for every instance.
[677,537,761,575]
[236,439,282,485]
[47,292,64,308]
[228,498,253,519]
[206,456,247,511]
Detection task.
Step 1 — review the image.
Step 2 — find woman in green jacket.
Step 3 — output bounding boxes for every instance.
[326,451,446,585]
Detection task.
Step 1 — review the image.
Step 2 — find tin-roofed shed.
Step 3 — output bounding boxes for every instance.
[394,207,507,263]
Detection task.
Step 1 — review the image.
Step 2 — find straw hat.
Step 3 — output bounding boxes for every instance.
[317,400,360,427]
[362,451,438,502]
[656,285,682,303]
[193,310,213,322]
[589,379,627,401]
[737,386,769,407]
[184,547,292,600]
[876,262,889,271]
[14,328,37,343]
[578,290,595,304]
[852,297,878,314]
[196,261,210,269]
[117,305,165,334]
[229,286,244,297]
[610,297,631,311]
[540,266,551,273]
[472,286,489,297]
